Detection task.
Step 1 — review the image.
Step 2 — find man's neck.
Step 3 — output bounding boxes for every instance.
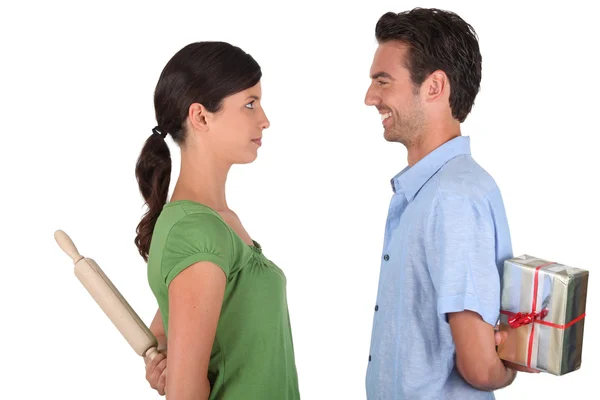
[406,123,461,166]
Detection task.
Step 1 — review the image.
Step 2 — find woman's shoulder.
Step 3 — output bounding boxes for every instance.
[163,199,222,218]
[157,200,231,241]
[148,201,244,287]
[154,200,253,270]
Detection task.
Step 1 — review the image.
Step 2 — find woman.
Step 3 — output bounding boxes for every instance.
[135,41,300,399]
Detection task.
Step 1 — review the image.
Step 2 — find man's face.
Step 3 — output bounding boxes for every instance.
[365,41,424,145]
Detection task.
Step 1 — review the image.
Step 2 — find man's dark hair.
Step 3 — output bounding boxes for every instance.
[376,8,482,122]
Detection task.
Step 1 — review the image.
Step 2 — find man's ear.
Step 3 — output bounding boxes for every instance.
[422,70,449,102]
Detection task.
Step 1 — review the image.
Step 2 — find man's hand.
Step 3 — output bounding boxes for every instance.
[494,327,540,373]
[494,329,507,348]
[504,360,540,373]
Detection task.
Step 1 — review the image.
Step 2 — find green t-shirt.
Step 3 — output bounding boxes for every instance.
[147,200,300,400]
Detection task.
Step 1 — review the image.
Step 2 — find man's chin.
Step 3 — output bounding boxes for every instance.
[383,129,396,142]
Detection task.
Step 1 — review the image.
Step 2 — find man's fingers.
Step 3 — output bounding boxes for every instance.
[494,330,508,346]
[504,360,541,373]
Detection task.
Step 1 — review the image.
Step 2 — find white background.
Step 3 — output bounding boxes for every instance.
[2,0,599,399]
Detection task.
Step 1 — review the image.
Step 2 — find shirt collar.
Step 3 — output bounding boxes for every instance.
[390,136,472,202]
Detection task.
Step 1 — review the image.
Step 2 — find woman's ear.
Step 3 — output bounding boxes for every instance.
[188,103,210,132]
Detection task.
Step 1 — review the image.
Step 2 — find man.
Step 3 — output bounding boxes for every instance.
[364,8,537,399]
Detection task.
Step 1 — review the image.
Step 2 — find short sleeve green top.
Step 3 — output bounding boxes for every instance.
[147,200,300,400]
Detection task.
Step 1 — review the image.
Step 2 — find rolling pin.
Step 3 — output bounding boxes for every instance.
[54,229,159,361]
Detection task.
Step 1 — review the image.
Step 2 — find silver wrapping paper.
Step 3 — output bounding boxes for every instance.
[498,255,588,376]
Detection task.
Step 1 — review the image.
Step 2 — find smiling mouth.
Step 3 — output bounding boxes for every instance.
[380,112,392,125]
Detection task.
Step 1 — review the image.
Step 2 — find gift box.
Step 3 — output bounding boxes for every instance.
[497,255,588,375]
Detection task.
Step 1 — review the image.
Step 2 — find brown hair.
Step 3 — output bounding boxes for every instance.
[134,41,261,261]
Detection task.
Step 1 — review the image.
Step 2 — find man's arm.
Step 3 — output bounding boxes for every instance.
[426,192,527,390]
[448,311,515,391]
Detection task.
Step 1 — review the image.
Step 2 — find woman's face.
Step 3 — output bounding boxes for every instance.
[201,81,270,165]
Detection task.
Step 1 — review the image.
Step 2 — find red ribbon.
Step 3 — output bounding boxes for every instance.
[507,308,549,328]
[502,310,586,330]
[499,261,587,368]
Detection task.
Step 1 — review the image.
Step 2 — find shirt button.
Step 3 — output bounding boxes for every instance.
[375,305,379,311]
[383,254,389,261]
[369,355,372,362]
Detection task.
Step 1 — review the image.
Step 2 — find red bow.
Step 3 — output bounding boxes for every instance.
[508,308,549,329]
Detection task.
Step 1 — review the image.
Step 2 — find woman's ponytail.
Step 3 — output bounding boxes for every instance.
[134,128,171,262]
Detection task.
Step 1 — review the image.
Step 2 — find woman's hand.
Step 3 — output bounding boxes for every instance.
[145,350,168,396]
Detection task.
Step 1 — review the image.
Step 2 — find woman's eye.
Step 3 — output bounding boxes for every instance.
[246,101,255,109]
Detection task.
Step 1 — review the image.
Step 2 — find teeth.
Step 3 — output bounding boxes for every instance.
[380,112,392,121]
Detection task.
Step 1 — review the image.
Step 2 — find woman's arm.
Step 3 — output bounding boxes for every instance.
[145,309,168,395]
[166,261,226,400]
[149,309,167,351]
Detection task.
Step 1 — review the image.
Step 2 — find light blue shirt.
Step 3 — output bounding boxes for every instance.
[366,136,513,399]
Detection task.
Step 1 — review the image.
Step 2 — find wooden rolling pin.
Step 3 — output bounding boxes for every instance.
[54,229,158,360]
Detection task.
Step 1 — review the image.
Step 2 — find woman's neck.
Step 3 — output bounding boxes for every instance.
[170,149,231,211]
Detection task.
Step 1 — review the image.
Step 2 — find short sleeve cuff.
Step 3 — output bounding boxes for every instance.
[437,293,498,327]
[165,252,230,287]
